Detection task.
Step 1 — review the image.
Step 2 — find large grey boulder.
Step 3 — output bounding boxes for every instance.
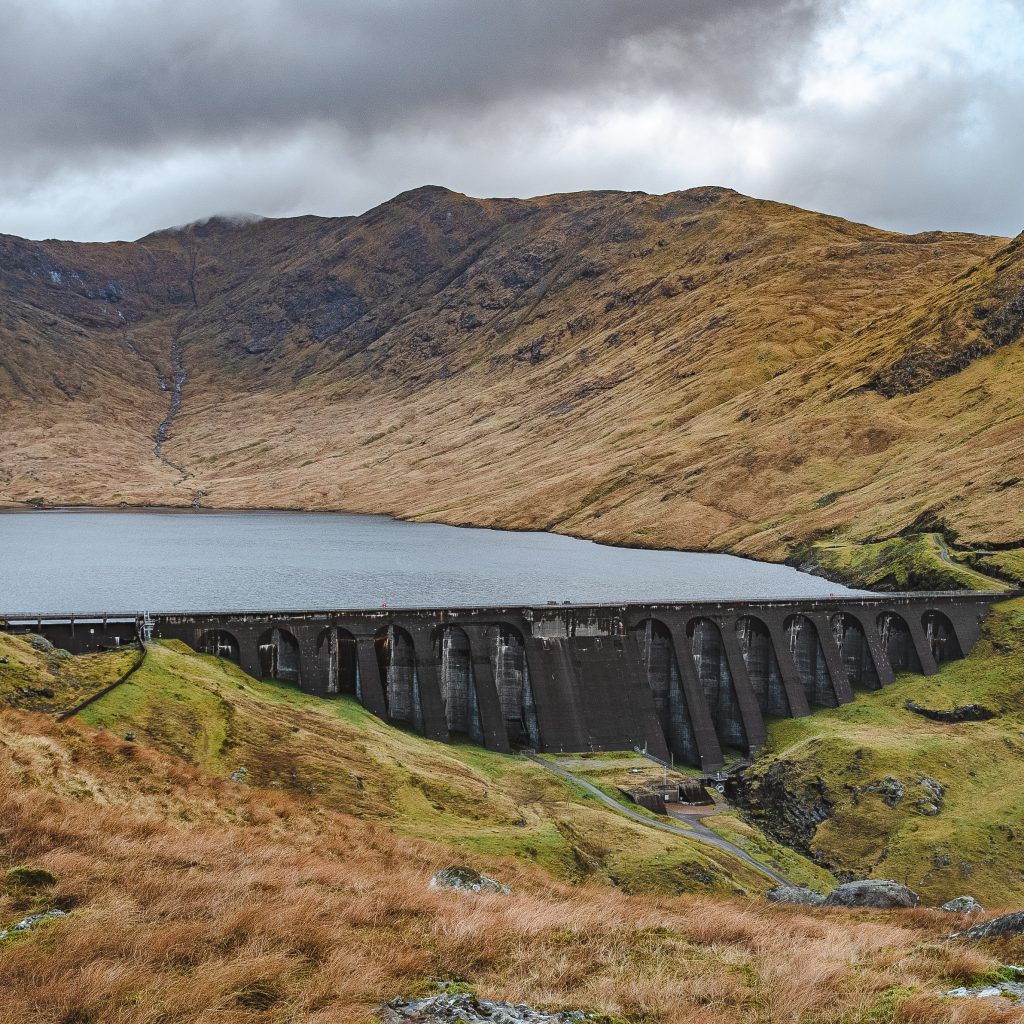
[824,880,919,909]
[378,994,592,1022]
[941,896,984,914]
[429,866,510,895]
[766,884,826,907]
[951,911,1024,940]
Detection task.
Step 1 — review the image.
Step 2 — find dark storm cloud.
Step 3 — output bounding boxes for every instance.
[0,0,825,161]
[1,0,1021,240]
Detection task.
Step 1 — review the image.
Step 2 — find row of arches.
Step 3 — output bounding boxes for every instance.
[636,608,962,766]
[197,607,963,762]
[199,622,540,747]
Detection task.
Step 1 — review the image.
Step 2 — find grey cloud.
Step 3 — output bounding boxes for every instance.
[1,0,1021,242]
[0,0,828,162]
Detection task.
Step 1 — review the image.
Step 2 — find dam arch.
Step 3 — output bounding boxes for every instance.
[736,615,789,718]
[489,623,539,748]
[258,627,301,683]
[375,625,420,729]
[436,625,483,742]
[199,628,240,663]
[687,616,746,751]
[785,614,836,707]
[832,613,881,690]
[637,618,700,765]
[317,626,358,695]
[923,610,963,664]
[878,611,921,673]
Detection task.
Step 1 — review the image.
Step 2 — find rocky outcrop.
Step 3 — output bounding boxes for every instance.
[429,866,510,895]
[766,885,826,907]
[905,700,996,723]
[824,880,919,909]
[951,911,1024,940]
[941,896,984,913]
[378,994,593,1022]
[731,761,833,859]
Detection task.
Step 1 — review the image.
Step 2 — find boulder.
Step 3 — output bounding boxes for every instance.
[941,896,984,914]
[27,634,54,653]
[766,884,826,907]
[824,880,919,909]
[429,866,510,895]
[378,993,592,1022]
[951,911,1024,941]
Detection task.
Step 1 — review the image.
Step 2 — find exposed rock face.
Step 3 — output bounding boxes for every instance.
[766,885,826,907]
[941,896,984,913]
[732,761,833,859]
[378,994,592,1023]
[905,700,996,723]
[823,880,919,909]
[951,911,1024,940]
[429,866,510,895]
[863,776,905,808]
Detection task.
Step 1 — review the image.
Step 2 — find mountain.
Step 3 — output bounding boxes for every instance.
[1,186,1021,585]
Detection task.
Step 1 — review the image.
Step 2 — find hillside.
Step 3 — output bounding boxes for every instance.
[1,186,1021,588]
[736,597,1024,907]
[3,638,1024,1022]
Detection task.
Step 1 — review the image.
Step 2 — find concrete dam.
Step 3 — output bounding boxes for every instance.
[4,591,1001,771]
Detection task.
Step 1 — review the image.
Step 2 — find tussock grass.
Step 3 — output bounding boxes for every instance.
[1,704,1020,1023]
[78,640,773,896]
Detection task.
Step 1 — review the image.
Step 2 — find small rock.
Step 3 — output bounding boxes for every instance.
[378,993,592,1022]
[865,776,906,807]
[429,866,510,895]
[824,880,919,909]
[951,911,1024,940]
[0,908,67,940]
[941,896,984,913]
[230,767,249,784]
[766,884,826,907]
[123,732,136,742]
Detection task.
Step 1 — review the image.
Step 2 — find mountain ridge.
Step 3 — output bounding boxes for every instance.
[1,185,1021,586]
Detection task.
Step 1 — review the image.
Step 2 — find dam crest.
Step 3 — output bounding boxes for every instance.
[4,591,1002,771]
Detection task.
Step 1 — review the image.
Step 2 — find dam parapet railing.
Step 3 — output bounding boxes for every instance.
[1,590,1011,773]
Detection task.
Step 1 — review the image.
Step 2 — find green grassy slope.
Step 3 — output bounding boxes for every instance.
[75,639,794,896]
[0,632,139,712]
[738,597,1024,906]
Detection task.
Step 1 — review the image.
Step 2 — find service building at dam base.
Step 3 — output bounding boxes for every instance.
[3,592,1002,773]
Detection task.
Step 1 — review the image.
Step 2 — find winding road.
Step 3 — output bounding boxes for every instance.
[523,753,792,886]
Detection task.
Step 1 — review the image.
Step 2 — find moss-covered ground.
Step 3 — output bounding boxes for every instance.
[75,640,778,896]
[796,533,1012,592]
[743,597,1024,906]
[0,632,139,712]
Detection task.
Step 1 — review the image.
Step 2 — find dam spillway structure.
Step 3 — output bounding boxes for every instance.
[3,591,1002,773]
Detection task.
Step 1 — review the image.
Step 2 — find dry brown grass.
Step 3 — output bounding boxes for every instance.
[2,705,1021,1023]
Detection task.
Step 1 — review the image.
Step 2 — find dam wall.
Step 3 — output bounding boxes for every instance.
[2,593,1000,771]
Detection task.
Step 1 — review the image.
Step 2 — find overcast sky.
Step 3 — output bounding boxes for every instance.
[1,0,1022,241]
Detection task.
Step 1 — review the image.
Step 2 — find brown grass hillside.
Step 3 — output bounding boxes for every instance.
[3,700,1024,1023]
[1,187,1021,582]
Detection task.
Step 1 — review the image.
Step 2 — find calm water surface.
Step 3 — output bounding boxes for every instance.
[0,510,862,613]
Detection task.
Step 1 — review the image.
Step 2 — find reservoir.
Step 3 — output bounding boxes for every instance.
[0,509,863,614]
